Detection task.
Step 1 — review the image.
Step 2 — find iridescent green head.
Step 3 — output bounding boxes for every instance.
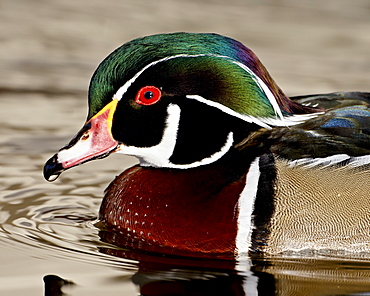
[88,32,301,122]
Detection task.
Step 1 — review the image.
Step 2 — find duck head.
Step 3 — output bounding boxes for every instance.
[44,32,316,181]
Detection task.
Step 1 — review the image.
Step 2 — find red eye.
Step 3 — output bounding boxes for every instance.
[135,86,162,106]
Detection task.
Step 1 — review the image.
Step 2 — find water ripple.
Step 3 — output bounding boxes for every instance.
[0,153,138,270]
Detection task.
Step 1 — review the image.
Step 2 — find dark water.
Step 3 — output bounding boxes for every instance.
[1,0,370,295]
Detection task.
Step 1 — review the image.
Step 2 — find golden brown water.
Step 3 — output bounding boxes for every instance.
[1,0,370,295]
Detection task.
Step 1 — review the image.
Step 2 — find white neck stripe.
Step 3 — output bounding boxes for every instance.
[116,103,235,169]
[162,131,234,169]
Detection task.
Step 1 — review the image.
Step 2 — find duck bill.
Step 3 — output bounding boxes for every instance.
[43,100,119,182]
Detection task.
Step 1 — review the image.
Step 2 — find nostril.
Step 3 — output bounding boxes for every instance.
[81,132,90,141]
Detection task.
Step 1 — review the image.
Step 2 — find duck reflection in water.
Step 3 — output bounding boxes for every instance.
[97,233,370,296]
[98,232,274,296]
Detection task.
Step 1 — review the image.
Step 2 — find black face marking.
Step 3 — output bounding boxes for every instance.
[111,97,168,148]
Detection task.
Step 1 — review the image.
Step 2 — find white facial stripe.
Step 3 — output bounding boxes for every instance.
[186,95,320,128]
[116,103,234,169]
[113,54,224,101]
[57,137,92,163]
[235,157,260,256]
[187,95,272,129]
[230,60,284,122]
[111,53,278,107]
[112,53,321,127]
[260,112,323,126]
[288,153,370,169]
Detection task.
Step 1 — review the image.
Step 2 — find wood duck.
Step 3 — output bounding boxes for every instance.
[43,32,370,259]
